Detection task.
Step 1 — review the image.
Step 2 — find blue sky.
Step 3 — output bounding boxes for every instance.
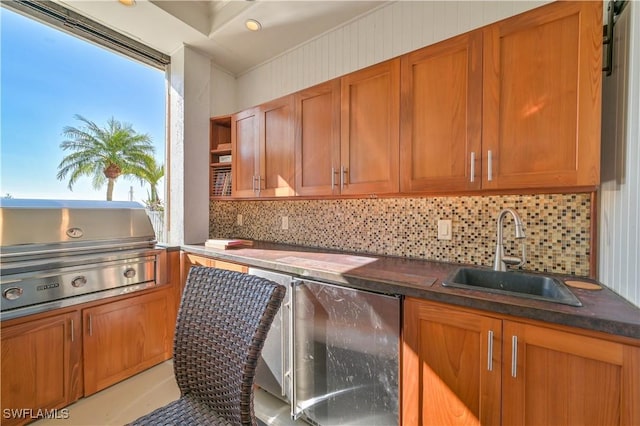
[0,7,166,202]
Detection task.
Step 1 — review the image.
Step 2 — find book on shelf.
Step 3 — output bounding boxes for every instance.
[205,239,253,249]
[221,172,232,196]
[213,171,225,196]
[213,170,231,196]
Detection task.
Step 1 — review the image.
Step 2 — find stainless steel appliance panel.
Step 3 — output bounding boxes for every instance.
[249,267,292,402]
[1,255,157,312]
[0,199,156,261]
[292,279,400,425]
[0,199,161,320]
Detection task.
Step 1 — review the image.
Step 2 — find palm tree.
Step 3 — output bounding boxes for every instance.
[141,157,164,210]
[57,115,155,201]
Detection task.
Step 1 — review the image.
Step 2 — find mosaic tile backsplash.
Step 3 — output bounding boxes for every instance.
[210,194,592,276]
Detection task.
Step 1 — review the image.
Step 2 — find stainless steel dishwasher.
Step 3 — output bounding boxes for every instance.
[292,278,400,426]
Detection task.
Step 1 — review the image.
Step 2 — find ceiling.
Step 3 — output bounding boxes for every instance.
[57,0,388,75]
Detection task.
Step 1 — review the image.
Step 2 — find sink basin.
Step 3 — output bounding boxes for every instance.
[442,268,582,307]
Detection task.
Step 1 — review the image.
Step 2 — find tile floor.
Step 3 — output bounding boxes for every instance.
[32,361,305,426]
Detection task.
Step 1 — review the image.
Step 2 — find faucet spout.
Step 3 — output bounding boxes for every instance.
[493,208,526,272]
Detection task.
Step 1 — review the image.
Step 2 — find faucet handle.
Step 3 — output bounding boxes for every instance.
[503,244,527,268]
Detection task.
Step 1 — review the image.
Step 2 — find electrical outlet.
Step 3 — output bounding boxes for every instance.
[281,216,289,230]
[437,219,452,240]
[237,214,243,226]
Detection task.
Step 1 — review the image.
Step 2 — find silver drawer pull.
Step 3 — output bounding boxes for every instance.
[124,268,136,279]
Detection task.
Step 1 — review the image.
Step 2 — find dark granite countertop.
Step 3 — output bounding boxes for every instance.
[181,241,640,340]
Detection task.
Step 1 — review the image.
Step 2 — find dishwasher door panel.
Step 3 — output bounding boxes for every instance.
[293,279,400,425]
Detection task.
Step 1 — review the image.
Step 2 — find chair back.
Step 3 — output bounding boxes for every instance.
[173,266,285,425]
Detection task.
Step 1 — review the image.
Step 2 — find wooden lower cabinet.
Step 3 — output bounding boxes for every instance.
[403,298,501,425]
[1,311,82,426]
[182,252,248,289]
[503,321,640,426]
[82,288,174,396]
[403,298,640,425]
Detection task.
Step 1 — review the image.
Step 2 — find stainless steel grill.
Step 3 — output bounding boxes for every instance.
[0,199,165,320]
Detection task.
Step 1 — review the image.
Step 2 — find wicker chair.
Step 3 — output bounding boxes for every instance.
[130,266,286,426]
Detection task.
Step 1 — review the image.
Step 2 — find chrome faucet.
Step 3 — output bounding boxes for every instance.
[493,208,526,272]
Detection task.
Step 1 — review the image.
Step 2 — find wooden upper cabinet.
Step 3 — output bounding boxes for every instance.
[341,58,400,195]
[482,1,602,189]
[259,95,295,197]
[400,31,483,193]
[502,321,640,425]
[403,298,501,426]
[232,107,260,197]
[295,79,341,196]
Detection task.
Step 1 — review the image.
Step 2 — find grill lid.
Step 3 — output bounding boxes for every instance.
[0,199,157,261]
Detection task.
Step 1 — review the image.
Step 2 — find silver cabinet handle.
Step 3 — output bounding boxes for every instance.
[256,175,262,196]
[70,319,75,342]
[487,330,494,371]
[331,167,337,189]
[340,166,348,190]
[252,175,256,193]
[487,150,493,182]
[470,151,476,183]
[88,315,93,337]
[511,335,518,378]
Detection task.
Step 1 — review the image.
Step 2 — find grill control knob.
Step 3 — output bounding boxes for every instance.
[124,268,136,279]
[3,287,23,301]
[71,276,87,288]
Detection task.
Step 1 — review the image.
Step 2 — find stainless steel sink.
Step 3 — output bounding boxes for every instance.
[442,267,582,307]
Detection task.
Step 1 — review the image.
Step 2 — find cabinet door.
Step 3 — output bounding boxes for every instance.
[341,59,400,195]
[259,95,295,197]
[83,290,173,395]
[403,298,501,426]
[1,311,82,426]
[232,107,260,197]
[295,79,341,196]
[400,31,483,193]
[503,321,640,425]
[482,1,602,189]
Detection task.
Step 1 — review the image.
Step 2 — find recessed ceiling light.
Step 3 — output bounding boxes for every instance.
[245,19,262,32]
[118,0,136,6]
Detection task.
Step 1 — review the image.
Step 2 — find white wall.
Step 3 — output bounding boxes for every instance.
[235,0,549,109]
[599,1,640,307]
[210,63,237,117]
[167,45,211,245]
